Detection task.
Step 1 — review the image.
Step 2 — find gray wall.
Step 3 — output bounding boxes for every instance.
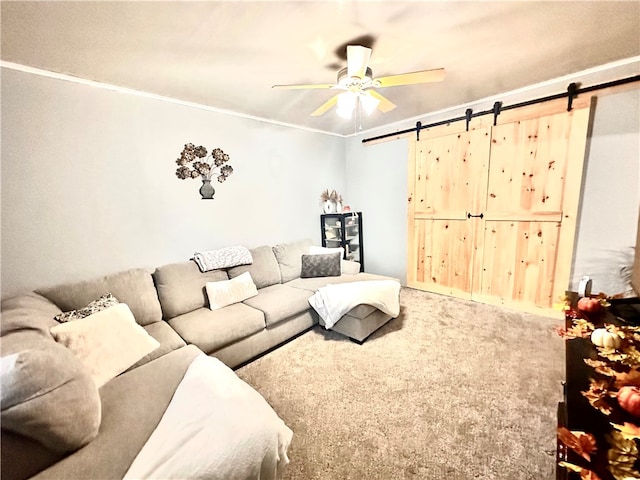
[2,63,638,300]
[572,89,640,296]
[1,68,345,298]
[346,81,639,295]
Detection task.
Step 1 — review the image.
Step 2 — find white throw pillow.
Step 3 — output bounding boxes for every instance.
[206,271,258,311]
[309,245,344,256]
[50,303,160,388]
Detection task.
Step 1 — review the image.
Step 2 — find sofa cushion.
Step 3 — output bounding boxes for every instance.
[1,430,64,480]
[206,272,258,311]
[1,341,101,454]
[228,245,281,289]
[168,303,265,354]
[242,284,313,327]
[153,261,229,319]
[50,304,160,388]
[300,252,341,278]
[272,238,313,283]
[129,321,187,370]
[36,268,162,327]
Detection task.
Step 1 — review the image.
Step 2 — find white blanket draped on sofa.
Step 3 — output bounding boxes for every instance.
[123,353,293,480]
[308,280,401,329]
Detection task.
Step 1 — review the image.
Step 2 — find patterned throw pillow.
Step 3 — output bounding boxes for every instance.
[300,252,341,278]
[54,293,120,323]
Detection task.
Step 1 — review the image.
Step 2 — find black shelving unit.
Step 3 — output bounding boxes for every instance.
[320,212,364,272]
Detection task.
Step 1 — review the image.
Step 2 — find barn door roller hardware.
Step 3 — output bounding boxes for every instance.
[362,74,640,144]
[492,102,502,125]
[467,213,484,219]
[566,82,578,111]
[465,109,473,131]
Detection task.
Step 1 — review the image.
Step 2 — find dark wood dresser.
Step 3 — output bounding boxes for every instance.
[557,297,640,480]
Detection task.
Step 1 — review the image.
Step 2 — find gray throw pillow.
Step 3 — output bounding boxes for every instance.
[300,252,341,278]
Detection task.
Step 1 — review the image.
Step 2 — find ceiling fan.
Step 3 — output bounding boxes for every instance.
[272,45,445,118]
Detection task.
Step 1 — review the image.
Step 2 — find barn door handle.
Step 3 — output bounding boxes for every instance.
[467,213,484,219]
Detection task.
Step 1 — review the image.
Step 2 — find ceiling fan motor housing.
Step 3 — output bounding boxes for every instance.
[337,67,376,90]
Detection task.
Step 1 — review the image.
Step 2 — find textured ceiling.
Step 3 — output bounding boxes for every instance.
[1,1,639,136]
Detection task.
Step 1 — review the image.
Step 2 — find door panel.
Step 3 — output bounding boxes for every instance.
[486,113,573,218]
[407,127,490,295]
[413,218,473,297]
[476,220,560,308]
[475,110,589,309]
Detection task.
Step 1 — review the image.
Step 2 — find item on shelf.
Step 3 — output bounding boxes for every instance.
[320,212,364,272]
[319,189,343,214]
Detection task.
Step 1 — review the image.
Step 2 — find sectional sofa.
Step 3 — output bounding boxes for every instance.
[1,238,398,480]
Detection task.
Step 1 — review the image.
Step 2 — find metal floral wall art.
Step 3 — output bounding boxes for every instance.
[175,143,233,199]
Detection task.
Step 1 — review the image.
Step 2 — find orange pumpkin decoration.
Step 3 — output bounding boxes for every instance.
[617,386,640,418]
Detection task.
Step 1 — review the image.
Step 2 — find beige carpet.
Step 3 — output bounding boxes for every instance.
[236,287,565,480]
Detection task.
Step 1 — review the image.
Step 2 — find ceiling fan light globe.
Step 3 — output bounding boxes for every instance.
[336,106,353,119]
[360,93,380,115]
[337,92,356,110]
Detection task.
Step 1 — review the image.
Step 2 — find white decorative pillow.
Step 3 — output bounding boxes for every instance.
[193,246,253,272]
[206,272,258,311]
[50,304,160,388]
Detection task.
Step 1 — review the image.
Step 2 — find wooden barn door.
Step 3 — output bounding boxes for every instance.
[407,101,592,315]
[407,127,491,298]
[473,108,592,311]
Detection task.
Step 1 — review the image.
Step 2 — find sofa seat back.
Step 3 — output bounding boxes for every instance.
[227,245,281,289]
[153,261,228,319]
[35,268,162,327]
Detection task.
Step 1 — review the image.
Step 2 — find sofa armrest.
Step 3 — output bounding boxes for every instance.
[342,260,361,275]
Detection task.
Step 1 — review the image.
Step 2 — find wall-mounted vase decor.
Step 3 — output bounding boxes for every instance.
[175,143,233,200]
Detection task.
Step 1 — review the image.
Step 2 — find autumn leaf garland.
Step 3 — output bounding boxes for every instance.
[556,303,640,480]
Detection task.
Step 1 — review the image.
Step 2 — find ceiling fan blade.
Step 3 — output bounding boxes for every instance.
[376,68,445,88]
[346,45,372,79]
[272,83,335,90]
[367,90,396,112]
[310,94,340,116]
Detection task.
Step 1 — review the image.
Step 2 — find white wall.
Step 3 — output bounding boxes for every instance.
[344,137,408,282]
[571,89,640,296]
[345,62,640,292]
[3,62,638,300]
[1,68,346,299]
